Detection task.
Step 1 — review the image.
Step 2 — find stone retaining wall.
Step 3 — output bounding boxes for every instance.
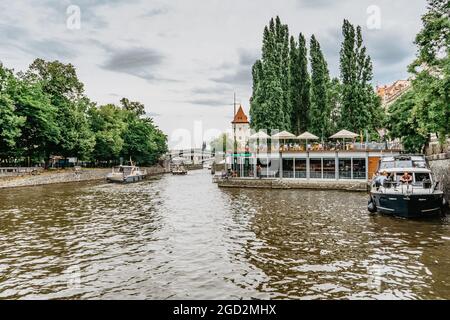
[428,155,450,201]
[0,165,167,190]
[218,178,368,192]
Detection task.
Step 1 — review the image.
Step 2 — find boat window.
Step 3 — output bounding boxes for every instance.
[353,158,366,179]
[379,161,394,169]
[395,160,412,168]
[414,173,431,185]
[413,161,426,168]
[394,172,416,183]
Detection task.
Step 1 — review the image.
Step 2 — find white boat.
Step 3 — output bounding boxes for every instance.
[106,165,147,183]
[171,164,188,175]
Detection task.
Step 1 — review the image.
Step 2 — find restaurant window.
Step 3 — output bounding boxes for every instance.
[232,157,240,177]
[323,158,336,179]
[257,157,269,178]
[339,158,352,179]
[294,159,307,178]
[269,158,281,178]
[282,159,294,178]
[242,157,252,178]
[310,158,322,179]
[353,158,366,179]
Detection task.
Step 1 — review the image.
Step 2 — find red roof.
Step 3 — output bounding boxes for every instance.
[232,106,249,124]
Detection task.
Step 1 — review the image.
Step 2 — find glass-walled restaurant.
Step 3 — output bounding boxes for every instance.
[228,151,393,181]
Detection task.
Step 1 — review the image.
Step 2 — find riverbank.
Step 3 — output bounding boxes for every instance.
[428,153,450,201]
[217,178,368,192]
[0,165,167,189]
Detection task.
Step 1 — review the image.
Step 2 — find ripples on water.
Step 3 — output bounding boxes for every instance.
[0,170,449,299]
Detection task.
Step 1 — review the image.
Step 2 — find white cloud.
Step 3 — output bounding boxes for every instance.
[0,0,427,148]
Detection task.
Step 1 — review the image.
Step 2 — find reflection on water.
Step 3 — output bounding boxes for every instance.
[0,170,449,299]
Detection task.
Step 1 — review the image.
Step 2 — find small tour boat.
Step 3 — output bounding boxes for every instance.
[368,155,447,218]
[171,164,188,175]
[106,165,147,183]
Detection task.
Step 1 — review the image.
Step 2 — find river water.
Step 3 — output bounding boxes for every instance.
[0,170,449,300]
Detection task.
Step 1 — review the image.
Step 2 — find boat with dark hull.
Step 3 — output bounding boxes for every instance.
[368,155,447,218]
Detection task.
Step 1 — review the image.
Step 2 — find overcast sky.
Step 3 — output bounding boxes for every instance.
[0,0,427,148]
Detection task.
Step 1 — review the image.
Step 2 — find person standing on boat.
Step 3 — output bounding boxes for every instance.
[374,171,388,190]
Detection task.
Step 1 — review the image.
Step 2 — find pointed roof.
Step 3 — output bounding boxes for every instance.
[232,105,249,124]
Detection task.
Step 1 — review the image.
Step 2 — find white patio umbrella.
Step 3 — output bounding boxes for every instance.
[250,131,270,153]
[297,131,319,150]
[271,131,297,140]
[272,131,297,151]
[330,129,359,149]
[329,129,359,139]
[250,131,270,140]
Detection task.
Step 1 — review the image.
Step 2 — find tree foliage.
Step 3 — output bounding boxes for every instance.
[289,33,311,134]
[339,20,382,134]
[309,35,331,139]
[386,90,428,153]
[387,0,449,149]
[250,17,381,141]
[0,59,168,165]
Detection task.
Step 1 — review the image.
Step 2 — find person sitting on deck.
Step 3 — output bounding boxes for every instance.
[400,172,412,184]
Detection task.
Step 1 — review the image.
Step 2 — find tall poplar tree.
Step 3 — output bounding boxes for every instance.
[339,20,381,134]
[309,35,331,139]
[289,33,310,134]
[250,16,290,133]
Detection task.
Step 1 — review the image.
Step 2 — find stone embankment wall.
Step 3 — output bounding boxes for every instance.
[428,153,450,201]
[218,178,368,192]
[0,165,167,189]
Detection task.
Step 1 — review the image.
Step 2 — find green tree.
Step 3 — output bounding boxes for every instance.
[250,60,264,131]
[12,78,60,163]
[328,77,342,134]
[339,20,381,134]
[309,35,331,139]
[408,0,449,143]
[289,33,311,134]
[386,90,428,153]
[88,104,126,162]
[0,65,25,159]
[25,59,95,160]
[120,97,146,116]
[121,115,167,165]
[250,16,290,133]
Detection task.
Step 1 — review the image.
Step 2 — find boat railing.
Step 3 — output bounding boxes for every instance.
[374,180,436,194]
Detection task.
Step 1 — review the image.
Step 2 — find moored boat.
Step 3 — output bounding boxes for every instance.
[106,165,147,183]
[171,164,188,175]
[368,155,447,218]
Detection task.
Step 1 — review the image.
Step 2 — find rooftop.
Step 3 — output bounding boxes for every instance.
[232,105,249,124]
